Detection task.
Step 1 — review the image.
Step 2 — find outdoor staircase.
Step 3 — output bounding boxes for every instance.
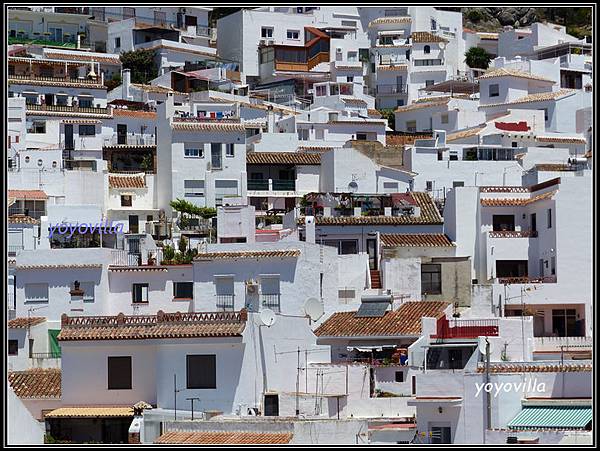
[370,270,382,289]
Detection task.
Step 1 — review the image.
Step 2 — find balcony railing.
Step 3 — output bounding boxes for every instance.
[8,245,24,256]
[375,84,407,95]
[247,179,296,192]
[498,276,557,285]
[9,73,101,85]
[27,104,109,115]
[31,351,61,359]
[8,207,45,219]
[216,294,235,311]
[104,134,156,146]
[261,293,281,312]
[248,179,269,191]
[431,317,499,339]
[489,230,538,238]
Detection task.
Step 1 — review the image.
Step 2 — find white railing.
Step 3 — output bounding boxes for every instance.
[533,336,592,351]
[104,134,156,146]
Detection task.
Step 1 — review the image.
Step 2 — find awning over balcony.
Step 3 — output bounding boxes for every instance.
[508,406,592,430]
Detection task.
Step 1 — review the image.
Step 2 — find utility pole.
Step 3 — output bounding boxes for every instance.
[520,286,526,360]
[485,338,492,436]
[295,346,300,416]
[173,374,184,421]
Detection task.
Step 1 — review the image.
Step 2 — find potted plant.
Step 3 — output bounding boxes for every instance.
[147,251,156,266]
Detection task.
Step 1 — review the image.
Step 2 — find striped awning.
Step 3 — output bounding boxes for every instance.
[508,406,592,430]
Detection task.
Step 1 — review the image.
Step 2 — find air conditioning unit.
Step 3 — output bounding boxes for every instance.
[266,38,275,45]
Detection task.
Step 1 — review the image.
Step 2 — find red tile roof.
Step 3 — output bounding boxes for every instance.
[44,51,121,65]
[155,431,293,444]
[8,215,40,225]
[247,152,321,165]
[8,189,48,200]
[112,109,157,119]
[380,234,454,247]
[314,301,449,338]
[8,317,46,328]
[108,174,146,189]
[58,310,247,341]
[480,190,556,206]
[476,363,592,374]
[411,31,449,43]
[195,250,301,260]
[8,368,61,399]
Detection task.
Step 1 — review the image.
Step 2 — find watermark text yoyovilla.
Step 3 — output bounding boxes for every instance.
[48,221,124,238]
[475,379,546,397]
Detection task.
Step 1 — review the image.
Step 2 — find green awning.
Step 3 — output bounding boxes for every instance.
[48,329,62,358]
[508,406,592,430]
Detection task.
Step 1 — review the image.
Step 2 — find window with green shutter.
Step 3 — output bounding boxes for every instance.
[48,330,61,358]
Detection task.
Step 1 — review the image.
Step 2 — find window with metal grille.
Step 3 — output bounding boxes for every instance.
[8,340,18,356]
[79,125,96,136]
[121,195,132,207]
[25,283,49,303]
[186,355,216,389]
[107,356,132,390]
[173,282,193,300]
[184,180,205,197]
[421,264,442,294]
[489,84,499,97]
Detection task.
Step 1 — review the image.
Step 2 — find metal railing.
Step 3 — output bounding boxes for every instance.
[61,310,246,327]
[248,179,269,191]
[104,134,156,146]
[247,179,296,191]
[374,84,407,95]
[498,275,557,285]
[31,351,61,359]
[432,317,499,339]
[9,73,100,84]
[8,245,24,256]
[261,293,281,312]
[8,207,46,219]
[216,294,235,311]
[488,230,538,238]
[27,104,109,115]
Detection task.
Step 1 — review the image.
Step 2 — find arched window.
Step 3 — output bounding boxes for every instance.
[25,156,30,163]
[37,159,43,167]
[52,161,58,168]
[424,45,431,54]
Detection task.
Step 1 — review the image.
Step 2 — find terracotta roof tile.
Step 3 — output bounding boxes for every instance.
[377,64,409,71]
[411,31,448,43]
[16,264,102,270]
[195,250,301,260]
[536,136,587,144]
[386,134,432,146]
[446,125,486,142]
[58,310,247,342]
[304,192,442,226]
[60,119,103,124]
[368,109,382,118]
[8,317,46,328]
[477,32,499,40]
[8,215,40,225]
[369,17,412,26]
[112,109,157,119]
[172,121,246,132]
[8,189,48,200]
[535,164,573,172]
[314,301,449,338]
[478,68,554,82]
[8,368,61,399]
[395,99,450,113]
[155,431,293,444]
[480,190,556,206]
[247,152,321,165]
[8,78,106,89]
[476,363,592,374]
[381,234,454,247]
[480,89,575,108]
[342,97,368,106]
[45,406,134,418]
[130,83,185,95]
[44,52,121,65]
[298,145,335,152]
[108,174,146,189]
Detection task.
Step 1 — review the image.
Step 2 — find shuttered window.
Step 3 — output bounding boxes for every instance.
[108,356,132,390]
[186,355,216,389]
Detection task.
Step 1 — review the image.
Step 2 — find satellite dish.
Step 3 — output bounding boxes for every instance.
[304,297,324,321]
[478,336,496,355]
[348,181,358,193]
[260,308,277,327]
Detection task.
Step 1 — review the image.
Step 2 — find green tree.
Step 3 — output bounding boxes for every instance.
[119,49,158,84]
[378,109,396,130]
[465,47,492,70]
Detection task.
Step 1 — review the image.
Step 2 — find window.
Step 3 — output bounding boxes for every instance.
[8,340,18,356]
[226,143,235,157]
[24,156,30,164]
[174,282,193,300]
[323,240,358,255]
[328,112,339,122]
[79,124,95,136]
[287,30,299,40]
[543,108,549,121]
[356,133,367,141]
[261,27,273,38]
[493,215,515,231]
[37,159,43,167]
[132,283,149,304]
[396,99,405,107]
[78,97,93,108]
[52,161,57,168]
[347,51,358,62]
[121,195,132,207]
[214,180,239,207]
[551,256,556,276]
[184,147,203,158]
[107,356,132,390]
[114,37,121,49]
[547,208,552,228]
[489,84,499,97]
[341,20,357,28]
[28,121,46,134]
[441,113,449,124]
[414,59,442,66]
[184,179,205,197]
[298,128,309,140]
[424,45,431,54]
[431,18,437,30]
[421,264,442,294]
[77,281,95,302]
[395,371,404,383]
[512,141,518,148]
[260,275,281,311]
[315,85,327,96]
[211,143,222,169]
[123,7,135,19]
[25,283,49,303]
[346,76,354,83]
[406,121,417,133]
[383,182,399,193]
[425,181,433,191]
[186,355,216,389]
[452,181,464,188]
[425,79,435,88]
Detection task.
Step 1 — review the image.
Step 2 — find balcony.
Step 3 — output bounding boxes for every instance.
[373,84,407,95]
[497,276,557,285]
[431,317,499,339]
[261,293,281,312]
[8,207,45,220]
[216,294,235,311]
[9,73,102,85]
[8,245,24,257]
[247,179,296,192]
[27,104,110,115]
[30,351,61,359]
[488,230,538,238]
[103,134,156,147]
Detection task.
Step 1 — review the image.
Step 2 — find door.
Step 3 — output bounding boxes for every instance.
[64,124,74,150]
[366,238,377,270]
[530,213,537,233]
[264,394,279,416]
[128,215,139,234]
[396,75,403,93]
[117,124,127,145]
[430,426,452,444]
[45,93,54,105]
[492,214,515,231]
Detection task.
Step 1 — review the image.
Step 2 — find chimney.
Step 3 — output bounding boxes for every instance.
[69,280,85,315]
[305,216,316,244]
[122,69,132,100]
